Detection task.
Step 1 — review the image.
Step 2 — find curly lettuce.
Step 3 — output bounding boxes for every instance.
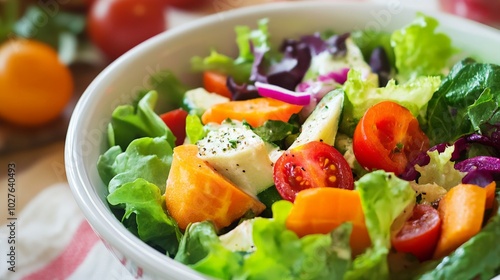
[345,171,415,280]
[391,12,455,82]
[340,69,441,135]
[108,90,176,150]
[415,145,466,190]
[175,201,353,279]
[107,178,181,255]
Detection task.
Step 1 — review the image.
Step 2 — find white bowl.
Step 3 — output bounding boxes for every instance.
[65,1,500,279]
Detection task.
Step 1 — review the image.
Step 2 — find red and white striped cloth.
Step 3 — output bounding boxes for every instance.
[0,184,135,280]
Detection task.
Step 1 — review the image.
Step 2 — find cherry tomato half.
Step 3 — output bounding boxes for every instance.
[273,141,354,202]
[87,0,167,61]
[203,71,232,99]
[160,108,188,146]
[391,204,442,262]
[353,101,429,175]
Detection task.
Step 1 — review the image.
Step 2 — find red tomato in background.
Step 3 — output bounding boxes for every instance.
[274,141,354,202]
[161,0,209,9]
[83,0,96,7]
[440,0,500,27]
[160,108,188,146]
[87,0,167,61]
[391,204,442,262]
[353,101,429,175]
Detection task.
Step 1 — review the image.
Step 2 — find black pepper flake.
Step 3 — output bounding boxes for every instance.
[416,193,423,204]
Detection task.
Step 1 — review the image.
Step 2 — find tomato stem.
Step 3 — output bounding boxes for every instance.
[394,142,404,153]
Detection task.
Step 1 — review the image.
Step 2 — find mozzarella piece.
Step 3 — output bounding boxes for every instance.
[197,122,274,196]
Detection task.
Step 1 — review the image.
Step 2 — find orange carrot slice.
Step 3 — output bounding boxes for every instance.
[164,144,265,230]
[203,71,233,99]
[286,187,371,256]
[433,183,486,259]
[201,97,303,128]
[485,181,496,209]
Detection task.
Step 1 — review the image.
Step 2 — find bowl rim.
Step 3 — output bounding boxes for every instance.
[65,1,500,278]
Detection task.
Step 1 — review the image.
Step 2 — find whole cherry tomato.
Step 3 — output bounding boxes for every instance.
[273,141,354,202]
[440,0,500,27]
[0,39,73,126]
[353,101,429,175]
[391,204,442,262]
[84,0,96,7]
[87,0,167,61]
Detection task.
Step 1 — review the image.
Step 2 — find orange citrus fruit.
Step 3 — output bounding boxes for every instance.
[0,39,74,126]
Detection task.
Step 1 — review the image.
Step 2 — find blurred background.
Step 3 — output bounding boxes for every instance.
[0,0,282,219]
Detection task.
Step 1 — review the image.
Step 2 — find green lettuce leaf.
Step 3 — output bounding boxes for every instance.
[191,50,251,83]
[235,18,271,63]
[148,70,189,113]
[391,13,454,82]
[345,170,415,280]
[252,119,300,149]
[175,201,353,280]
[185,114,207,144]
[108,90,176,150]
[414,145,465,190]
[107,178,182,255]
[191,18,271,84]
[351,29,395,68]
[175,221,243,280]
[241,201,352,279]
[99,136,173,194]
[425,58,500,145]
[340,69,441,135]
[467,88,500,132]
[96,145,122,186]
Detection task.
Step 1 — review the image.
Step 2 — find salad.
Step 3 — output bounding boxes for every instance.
[97,12,500,280]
